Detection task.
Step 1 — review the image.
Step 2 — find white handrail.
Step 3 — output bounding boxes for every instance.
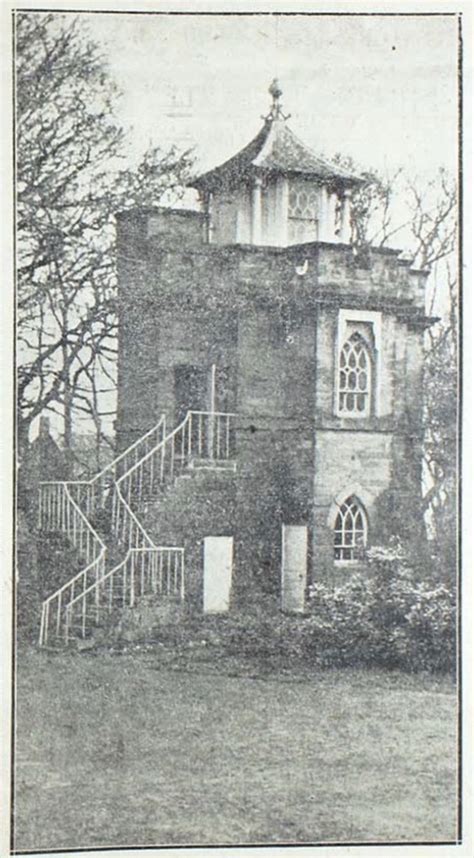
[67,549,135,608]
[65,482,106,549]
[188,410,238,417]
[90,414,166,484]
[38,481,106,558]
[117,409,236,488]
[38,408,235,646]
[66,547,184,609]
[38,550,106,645]
[116,412,190,486]
[64,546,185,642]
[46,552,106,603]
[38,481,107,645]
[112,481,155,548]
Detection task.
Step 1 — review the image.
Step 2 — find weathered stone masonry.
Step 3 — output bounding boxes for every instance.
[115,86,432,609]
[116,217,430,601]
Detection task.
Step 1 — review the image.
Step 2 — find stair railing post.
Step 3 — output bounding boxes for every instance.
[159,551,164,593]
[112,487,117,536]
[63,485,67,531]
[180,551,185,600]
[187,413,192,463]
[149,447,155,496]
[160,439,166,484]
[170,434,175,481]
[137,462,143,504]
[56,592,62,637]
[65,605,70,645]
[130,554,135,607]
[39,604,45,646]
[95,561,101,607]
[122,559,127,606]
[216,413,221,459]
[207,363,216,459]
[173,551,178,592]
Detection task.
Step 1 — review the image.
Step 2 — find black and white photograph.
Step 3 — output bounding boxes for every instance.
[7,3,467,854]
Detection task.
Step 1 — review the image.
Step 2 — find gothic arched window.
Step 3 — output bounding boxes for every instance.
[334,496,368,561]
[338,332,372,415]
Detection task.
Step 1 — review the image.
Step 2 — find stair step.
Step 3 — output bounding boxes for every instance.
[40,411,238,647]
[189,458,236,471]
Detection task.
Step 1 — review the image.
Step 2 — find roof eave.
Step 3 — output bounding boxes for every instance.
[190,168,363,193]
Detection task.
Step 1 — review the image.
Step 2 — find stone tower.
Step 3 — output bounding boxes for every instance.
[115,82,432,610]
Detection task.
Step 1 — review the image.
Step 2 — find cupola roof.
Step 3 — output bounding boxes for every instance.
[191,80,363,193]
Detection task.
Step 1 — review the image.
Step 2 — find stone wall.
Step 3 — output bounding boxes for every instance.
[142,468,236,611]
[312,430,394,581]
[116,207,430,604]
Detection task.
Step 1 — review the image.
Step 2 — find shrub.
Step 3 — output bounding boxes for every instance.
[213,601,306,660]
[304,540,456,674]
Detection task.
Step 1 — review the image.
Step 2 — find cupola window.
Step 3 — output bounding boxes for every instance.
[288,183,319,244]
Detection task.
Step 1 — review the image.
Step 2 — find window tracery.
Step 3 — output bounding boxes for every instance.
[338,331,372,415]
[288,185,319,243]
[334,496,367,561]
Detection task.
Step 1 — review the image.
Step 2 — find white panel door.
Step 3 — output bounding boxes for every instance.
[203,536,234,613]
[281,525,308,613]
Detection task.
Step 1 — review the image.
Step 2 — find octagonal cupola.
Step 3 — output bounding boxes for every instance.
[191,80,362,247]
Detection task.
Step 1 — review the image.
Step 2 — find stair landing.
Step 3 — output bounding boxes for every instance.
[188,458,237,472]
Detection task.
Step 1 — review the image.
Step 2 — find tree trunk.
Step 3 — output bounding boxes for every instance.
[61,329,74,479]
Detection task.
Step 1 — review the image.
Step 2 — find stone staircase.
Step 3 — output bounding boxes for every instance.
[38,410,237,646]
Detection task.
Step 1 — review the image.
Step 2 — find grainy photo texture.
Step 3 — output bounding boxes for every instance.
[13,7,461,854]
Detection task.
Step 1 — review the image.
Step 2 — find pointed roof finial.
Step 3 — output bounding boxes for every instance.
[267,78,290,121]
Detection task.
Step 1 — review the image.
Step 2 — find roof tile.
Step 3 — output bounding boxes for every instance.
[191,118,362,191]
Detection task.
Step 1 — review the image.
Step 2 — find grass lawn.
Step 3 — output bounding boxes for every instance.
[13,645,458,851]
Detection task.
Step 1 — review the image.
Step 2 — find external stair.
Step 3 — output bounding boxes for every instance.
[37,410,236,646]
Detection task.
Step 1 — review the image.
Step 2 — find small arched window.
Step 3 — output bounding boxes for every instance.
[334,496,368,561]
[338,332,372,416]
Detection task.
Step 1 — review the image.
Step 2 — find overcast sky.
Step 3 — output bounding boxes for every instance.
[85,12,459,180]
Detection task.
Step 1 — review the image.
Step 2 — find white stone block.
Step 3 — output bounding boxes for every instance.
[203,536,234,613]
[281,525,308,613]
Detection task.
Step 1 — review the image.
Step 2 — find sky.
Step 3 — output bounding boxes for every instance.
[84,12,459,181]
[22,11,460,441]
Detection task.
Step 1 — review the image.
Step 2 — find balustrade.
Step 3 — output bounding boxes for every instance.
[64,547,184,642]
[37,409,235,646]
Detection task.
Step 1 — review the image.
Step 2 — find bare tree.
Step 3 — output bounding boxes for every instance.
[16,12,194,470]
[404,171,457,562]
[332,153,407,249]
[345,157,458,553]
